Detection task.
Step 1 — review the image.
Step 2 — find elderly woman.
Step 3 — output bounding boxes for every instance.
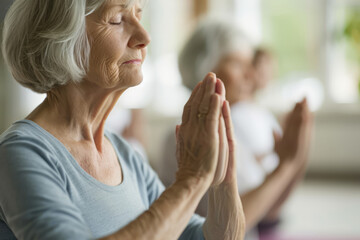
[159,20,313,240]
[0,1,245,239]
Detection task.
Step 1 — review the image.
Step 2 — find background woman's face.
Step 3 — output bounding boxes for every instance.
[254,55,276,90]
[85,0,150,90]
[213,51,254,104]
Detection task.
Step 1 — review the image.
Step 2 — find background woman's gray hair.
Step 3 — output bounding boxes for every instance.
[178,19,254,91]
[1,0,142,93]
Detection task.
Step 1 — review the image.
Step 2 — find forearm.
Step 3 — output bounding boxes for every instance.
[101,177,210,240]
[241,163,298,230]
[263,161,307,221]
[203,182,245,240]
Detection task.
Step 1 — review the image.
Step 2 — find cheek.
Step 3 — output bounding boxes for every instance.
[221,65,244,87]
[89,28,127,85]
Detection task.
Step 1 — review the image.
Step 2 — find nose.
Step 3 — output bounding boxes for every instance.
[128,20,151,49]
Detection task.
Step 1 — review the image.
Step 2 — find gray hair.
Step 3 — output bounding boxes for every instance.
[1,0,141,93]
[178,19,253,91]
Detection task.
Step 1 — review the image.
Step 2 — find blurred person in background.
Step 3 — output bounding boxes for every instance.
[159,20,313,240]
[252,48,277,92]
[0,0,245,239]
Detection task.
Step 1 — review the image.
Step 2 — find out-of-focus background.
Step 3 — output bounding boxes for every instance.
[1,0,360,239]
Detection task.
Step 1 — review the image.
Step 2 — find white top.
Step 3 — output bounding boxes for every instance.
[231,101,282,194]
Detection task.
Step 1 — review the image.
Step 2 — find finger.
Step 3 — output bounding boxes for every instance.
[222,100,237,183]
[175,125,180,143]
[198,73,217,115]
[300,98,311,122]
[216,78,226,102]
[190,73,216,119]
[205,93,222,133]
[222,100,236,153]
[293,102,302,115]
[302,97,307,104]
[289,102,303,127]
[212,117,229,186]
[182,81,202,124]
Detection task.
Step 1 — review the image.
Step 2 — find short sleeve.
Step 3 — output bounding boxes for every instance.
[0,136,93,240]
[235,140,266,194]
[179,214,205,240]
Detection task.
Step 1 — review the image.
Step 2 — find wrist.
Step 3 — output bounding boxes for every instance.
[276,160,301,179]
[174,173,211,197]
[203,182,245,240]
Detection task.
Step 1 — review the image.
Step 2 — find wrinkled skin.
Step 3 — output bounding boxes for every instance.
[86,0,150,90]
[175,74,229,186]
[175,72,245,240]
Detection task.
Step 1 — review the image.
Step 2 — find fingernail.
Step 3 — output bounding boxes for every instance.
[207,73,215,81]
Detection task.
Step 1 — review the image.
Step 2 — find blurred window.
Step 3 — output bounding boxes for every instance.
[261,0,360,107]
[328,0,360,104]
[261,0,322,82]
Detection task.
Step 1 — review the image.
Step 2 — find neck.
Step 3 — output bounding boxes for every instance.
[27,82,125,152]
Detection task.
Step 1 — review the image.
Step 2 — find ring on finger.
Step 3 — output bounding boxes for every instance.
[197,112,207,119]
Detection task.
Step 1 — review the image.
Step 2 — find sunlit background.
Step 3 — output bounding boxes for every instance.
[1,0,360,239]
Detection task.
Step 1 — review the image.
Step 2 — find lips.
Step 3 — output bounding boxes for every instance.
[122,59,142,65]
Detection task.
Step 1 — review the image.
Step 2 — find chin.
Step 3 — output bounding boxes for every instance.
[130,76,144,88]
[129,70,144,86]
[117,70,144,89]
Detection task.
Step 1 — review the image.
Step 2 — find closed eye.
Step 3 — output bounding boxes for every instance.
[110,22,122,25]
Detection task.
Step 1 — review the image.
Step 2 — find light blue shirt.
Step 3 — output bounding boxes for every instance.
[0,120,205,240]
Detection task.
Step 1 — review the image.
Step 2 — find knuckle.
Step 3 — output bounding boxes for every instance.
[183,102,191,111]
[198,105,209,113]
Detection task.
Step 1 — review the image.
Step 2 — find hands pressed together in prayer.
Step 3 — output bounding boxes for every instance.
[274,98,313,168]
[174,71,313,239]
[175,72,245,240]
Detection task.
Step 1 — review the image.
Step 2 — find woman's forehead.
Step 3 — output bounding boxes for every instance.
[104,0,143,9]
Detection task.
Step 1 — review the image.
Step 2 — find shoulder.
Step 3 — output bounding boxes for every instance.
[1,120,57,151]
[0,121,71,198]
[0,120,63,173]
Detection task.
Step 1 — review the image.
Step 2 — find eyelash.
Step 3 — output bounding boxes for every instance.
[109,11,141,26]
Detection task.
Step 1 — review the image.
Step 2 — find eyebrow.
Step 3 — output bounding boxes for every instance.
[107,0,143,9]
[105,3,143,14]
[109,4,127,8]
[101,5,125,17]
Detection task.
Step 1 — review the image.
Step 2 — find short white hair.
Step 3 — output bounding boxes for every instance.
[178,19,253,91]
[1,0,142,93]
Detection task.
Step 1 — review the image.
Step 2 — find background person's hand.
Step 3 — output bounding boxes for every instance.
[175,73,226,186]
[274,98,313,167]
